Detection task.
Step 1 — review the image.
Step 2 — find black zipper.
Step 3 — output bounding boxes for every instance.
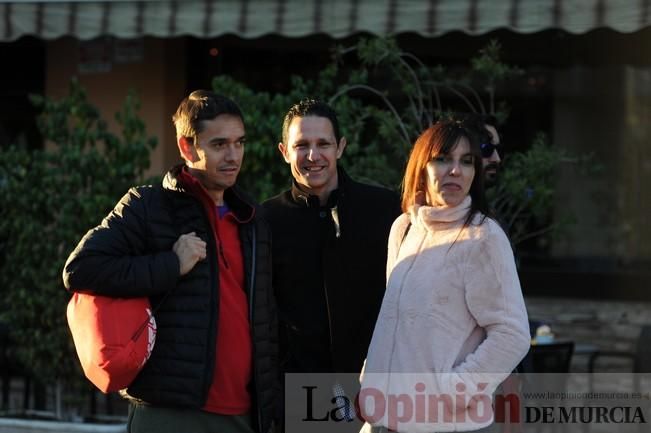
[323,198,341,357]
[322,220,335,367]
[323,280,335,368]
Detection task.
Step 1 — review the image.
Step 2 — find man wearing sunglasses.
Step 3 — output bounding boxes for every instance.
[479,114,502,187]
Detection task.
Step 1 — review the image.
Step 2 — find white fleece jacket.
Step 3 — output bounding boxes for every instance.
[360,196,530,433]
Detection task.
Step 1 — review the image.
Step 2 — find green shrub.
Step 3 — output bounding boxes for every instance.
[214,36,578,248]
[0,79,156,390]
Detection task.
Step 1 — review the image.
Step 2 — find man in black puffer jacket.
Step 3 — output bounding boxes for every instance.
[63,91,278,433]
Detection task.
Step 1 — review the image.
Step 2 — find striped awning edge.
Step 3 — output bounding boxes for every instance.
[1,0,649,42]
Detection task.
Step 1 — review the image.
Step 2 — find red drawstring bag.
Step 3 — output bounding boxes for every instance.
[66,293,157,393]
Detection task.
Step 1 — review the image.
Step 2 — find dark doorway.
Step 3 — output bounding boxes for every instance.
[0,36,45,149]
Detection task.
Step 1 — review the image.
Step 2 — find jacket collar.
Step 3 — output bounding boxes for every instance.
[289,166,349,208]
[163,164,255,223]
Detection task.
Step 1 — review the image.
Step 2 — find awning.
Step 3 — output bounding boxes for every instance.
[1,0,649,42]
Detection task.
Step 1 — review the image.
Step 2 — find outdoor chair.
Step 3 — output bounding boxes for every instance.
[587,324,651,397]
[587,326,651,433]
[587,324,651,374]
[521,342,575,373]
[517,343,575,433]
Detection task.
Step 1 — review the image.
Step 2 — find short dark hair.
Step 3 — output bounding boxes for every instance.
[172,90,243,143]
[458,112,494,145]
[281,98,341,144]
[481,114,500,144]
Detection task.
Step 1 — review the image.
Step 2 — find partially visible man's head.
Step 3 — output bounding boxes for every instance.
[461,113,502,186]
[173,90,246,195]
[279,99,346,202]
[481,115,501,186]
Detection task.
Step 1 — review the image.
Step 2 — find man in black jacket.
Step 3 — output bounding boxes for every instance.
[262,99,401,377]
[63,91,277,433]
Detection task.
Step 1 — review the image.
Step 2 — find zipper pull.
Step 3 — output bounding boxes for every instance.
[330,205,341,238]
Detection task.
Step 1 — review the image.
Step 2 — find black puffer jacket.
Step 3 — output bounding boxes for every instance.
[63,165,278,433]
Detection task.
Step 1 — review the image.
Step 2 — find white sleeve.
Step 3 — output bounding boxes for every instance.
[454,223,530,379]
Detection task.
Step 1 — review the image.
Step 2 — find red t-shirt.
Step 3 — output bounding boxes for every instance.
[178,168,252,414]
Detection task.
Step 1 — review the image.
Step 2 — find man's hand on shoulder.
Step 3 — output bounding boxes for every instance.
[173,232,207,276]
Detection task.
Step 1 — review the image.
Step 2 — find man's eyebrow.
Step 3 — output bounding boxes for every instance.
[208,135,246,143]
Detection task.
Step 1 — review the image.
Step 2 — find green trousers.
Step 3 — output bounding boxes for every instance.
[127,404,256,433]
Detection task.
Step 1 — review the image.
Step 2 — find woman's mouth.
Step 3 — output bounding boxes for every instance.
[442,183,461,191]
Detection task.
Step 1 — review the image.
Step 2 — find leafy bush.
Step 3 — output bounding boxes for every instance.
[0,79,156,391]
[212,71,400,199]
[214,36,577,248]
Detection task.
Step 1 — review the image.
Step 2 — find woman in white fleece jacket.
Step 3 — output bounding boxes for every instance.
[359,119,530,433]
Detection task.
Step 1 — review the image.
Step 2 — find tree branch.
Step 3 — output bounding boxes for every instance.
[329,84,412,151]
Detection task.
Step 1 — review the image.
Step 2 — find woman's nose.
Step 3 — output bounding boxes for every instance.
[449,160,462,175]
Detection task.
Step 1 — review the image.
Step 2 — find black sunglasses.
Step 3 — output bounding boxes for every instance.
[480,142,500,158]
